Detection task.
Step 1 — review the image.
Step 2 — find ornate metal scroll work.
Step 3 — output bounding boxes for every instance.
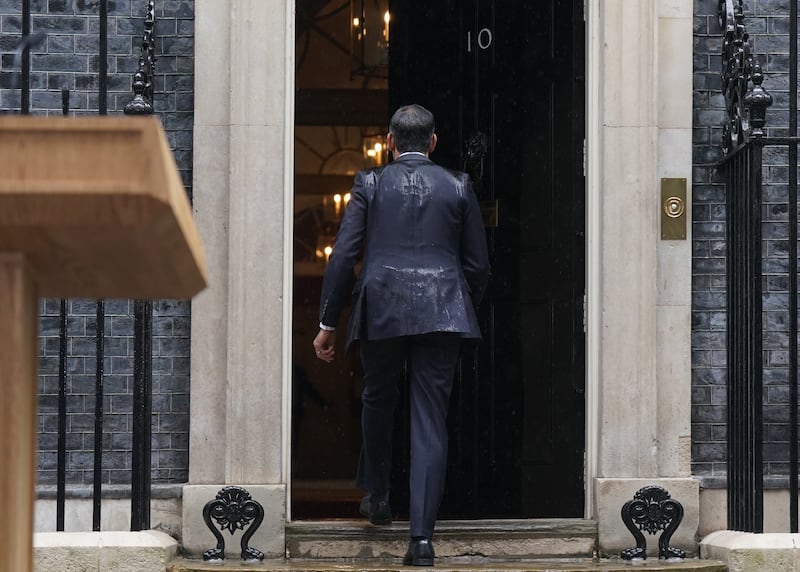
[124,1,156,115]
[202,486,265,562]
[620,486,686,561]
[719,0,772,154]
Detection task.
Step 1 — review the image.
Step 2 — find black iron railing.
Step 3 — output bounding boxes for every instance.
[56,299,67,531]
[125,1,157,531]
[21,0,29,113]
[9,0,157,533]
[792,0,799,533]
[131,300,154,530]
[718,0,799,533]
[721,139,765,532]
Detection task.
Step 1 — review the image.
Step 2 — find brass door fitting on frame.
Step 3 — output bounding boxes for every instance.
[480,200,499,228]
[661,178,687,240]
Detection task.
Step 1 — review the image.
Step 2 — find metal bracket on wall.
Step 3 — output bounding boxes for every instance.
[620,485,686,560]
[202,486,265,562]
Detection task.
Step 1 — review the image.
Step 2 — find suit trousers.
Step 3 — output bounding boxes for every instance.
[355,332,461,539]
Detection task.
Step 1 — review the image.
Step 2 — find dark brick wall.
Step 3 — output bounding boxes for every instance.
[1,0,194,486]
[693,0,795,484]
[37,299,191,486]
[0,0,193,194]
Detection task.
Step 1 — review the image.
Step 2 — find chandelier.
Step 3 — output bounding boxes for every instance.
[350,0,390,77]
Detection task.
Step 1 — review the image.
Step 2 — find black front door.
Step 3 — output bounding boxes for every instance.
[389,0,585,518]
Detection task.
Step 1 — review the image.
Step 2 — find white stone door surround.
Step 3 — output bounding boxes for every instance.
[182,0,295,558]
[183,0,698,559]
[587,0,698,555]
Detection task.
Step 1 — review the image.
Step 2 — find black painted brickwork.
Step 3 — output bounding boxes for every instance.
[693,0,797,484]
[0,0,194,486]
[0,0,195,195]
[37,299,191,485]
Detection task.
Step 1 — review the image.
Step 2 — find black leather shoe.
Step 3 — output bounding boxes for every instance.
[403,538,434,566]
[358,495,392,525]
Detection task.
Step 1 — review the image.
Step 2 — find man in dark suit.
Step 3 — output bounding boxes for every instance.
[313,104,490,566]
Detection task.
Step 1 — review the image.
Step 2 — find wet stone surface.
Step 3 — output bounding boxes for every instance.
[169,557,727,572]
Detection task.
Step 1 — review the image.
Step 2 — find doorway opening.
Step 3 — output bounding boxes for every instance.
[291,0,586,520]
[292,0,388,518]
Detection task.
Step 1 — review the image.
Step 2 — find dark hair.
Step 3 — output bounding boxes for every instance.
[389,104,435,153]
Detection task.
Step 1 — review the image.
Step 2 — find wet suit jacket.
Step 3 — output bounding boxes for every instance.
[319,152,490,347]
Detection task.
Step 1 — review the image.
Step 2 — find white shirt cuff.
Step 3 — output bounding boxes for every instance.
[319,323,336,331]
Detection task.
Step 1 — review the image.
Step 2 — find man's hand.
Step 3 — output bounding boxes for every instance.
[313,329,336,362]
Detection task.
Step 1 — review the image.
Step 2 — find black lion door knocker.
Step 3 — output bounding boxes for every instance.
[463,131,488,196]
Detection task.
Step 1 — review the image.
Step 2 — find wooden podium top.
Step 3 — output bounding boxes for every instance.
[0,116,207,299]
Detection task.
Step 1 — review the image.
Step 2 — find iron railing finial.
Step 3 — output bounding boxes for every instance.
[125,1,157,115]
[743,64,772,137]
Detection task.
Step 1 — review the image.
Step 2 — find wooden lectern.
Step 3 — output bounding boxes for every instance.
[0,116,207,571]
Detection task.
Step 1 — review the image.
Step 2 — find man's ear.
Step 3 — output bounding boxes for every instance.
[428,133,438,154]
[387,133,397,152]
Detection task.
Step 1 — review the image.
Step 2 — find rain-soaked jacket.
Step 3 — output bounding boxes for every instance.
[319,152,490,349]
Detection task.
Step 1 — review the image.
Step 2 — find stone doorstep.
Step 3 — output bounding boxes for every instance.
[34,530,179,572]
[168,557,727,572]
[700,530,800,572]
[286,519,598,560]
[30,526,729,572]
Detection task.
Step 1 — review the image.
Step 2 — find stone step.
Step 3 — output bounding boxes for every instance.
[168,557,727,572]
[286,519,598,560]
[170,519,726,571]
